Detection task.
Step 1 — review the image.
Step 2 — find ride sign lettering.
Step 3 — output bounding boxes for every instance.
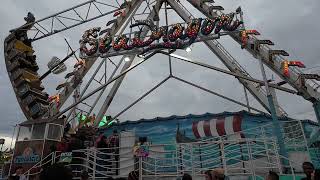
[80,13,242,56]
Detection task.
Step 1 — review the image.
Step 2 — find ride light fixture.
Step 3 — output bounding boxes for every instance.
[185,46,192,53]
[124,57,131,62]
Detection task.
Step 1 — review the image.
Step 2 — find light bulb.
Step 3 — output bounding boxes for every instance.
[124,57,131,62]
[185,47,192,53]
[138,54,145,59]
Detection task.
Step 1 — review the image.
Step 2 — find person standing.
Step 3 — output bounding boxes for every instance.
[128,170,139,180]
[39,164,73,180]
[108,130,120,175]
[56,136,69,152]
[266,171,279,180]
[302,162,315,180]
[11,166,27,180]
[311,169,320,180]
[96,135,108,176]
[80,170,89,180]
[182,173,192,180]
[204,168,229,180]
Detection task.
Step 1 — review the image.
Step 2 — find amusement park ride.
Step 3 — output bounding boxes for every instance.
[3,0,320,178]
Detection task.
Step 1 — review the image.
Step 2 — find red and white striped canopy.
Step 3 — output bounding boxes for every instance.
[192,115,242,139]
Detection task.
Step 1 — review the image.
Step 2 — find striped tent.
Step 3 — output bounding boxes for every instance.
[192,115,243,139]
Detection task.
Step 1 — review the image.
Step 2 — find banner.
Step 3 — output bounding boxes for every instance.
[59,152,73,163]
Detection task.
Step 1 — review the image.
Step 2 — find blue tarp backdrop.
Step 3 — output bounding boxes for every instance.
[102,111,319,145]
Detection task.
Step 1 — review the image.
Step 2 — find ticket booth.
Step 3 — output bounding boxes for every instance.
[9,119,64,175]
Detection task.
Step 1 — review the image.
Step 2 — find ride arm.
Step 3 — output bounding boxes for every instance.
[58,0,144,110]
[186,0,320,102]
[94,0,165,127]
[166,0,286,116]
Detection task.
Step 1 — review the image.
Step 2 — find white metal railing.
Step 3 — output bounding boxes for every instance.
[23,151,61,177]
[140,138,297,179]
[0,164,3,178]
[21,120,310,179]
[22,140,288,179]
[197,120,308,151]
[309,147,320,168]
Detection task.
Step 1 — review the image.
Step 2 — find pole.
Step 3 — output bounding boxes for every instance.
[93,149,96,179]
[261,127,271,168]
[312,101,320,124]
[139,157,142,180]
[191,144,194,178]
[258,58,288,169]
[220,138,227,175]
[199,144,202,169]
[239,143,245,173]
[305,102,320,146]
[247,140,255,179]
[243,85,251,112]
[9,125,17,151]
[9,125,20,175]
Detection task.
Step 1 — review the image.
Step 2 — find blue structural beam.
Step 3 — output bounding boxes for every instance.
[257,57,289,169]
[309,102,320,146]
[313,101,320,124]
[267,95,289,166]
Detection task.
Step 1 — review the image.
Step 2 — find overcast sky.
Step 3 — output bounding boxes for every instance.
[0,0,320,148]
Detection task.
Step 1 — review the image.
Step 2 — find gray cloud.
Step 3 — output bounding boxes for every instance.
[0,0,319,139]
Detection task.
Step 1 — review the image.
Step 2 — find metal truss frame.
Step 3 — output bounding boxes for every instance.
[166,0,286,117]
[10,0,320,131]
[180,0,320,146]
[57,0,144,110]
[55,0,304,126]
[94,0,166,126]
[52,46,298,125]
[183,0,320,119]
[12,0,121,41]
[5,0,319,173]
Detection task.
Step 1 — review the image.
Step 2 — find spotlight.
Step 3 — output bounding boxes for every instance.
[124,57,131,62]
[185,47,192,53]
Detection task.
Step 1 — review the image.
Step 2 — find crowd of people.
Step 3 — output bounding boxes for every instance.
[302,162,320,180]
[8,123,320,180]
[9,160,319,180]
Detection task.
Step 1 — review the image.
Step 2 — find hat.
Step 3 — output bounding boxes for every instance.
[68,128,76,134]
